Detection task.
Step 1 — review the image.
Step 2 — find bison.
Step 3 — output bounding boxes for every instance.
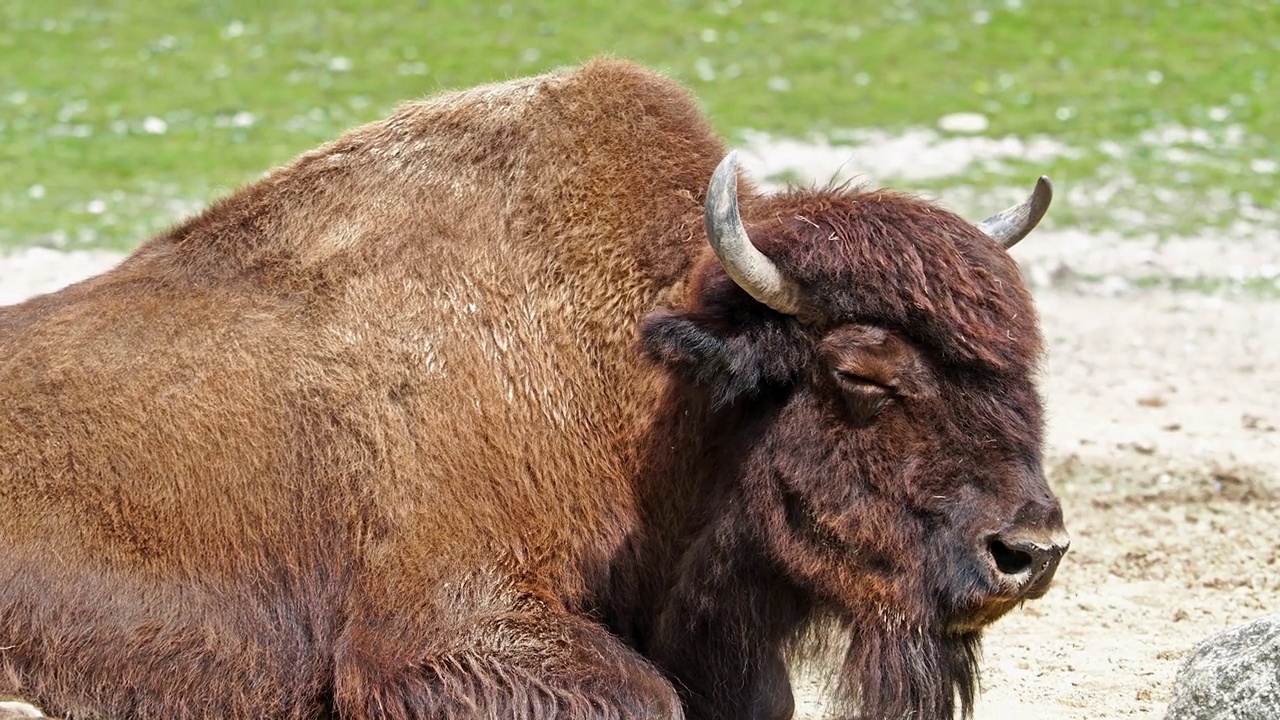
[0,58,1068,719]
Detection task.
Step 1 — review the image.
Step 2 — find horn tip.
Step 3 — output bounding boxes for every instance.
[1034,175,1054,206]
[719,149,741,174]
[708,151,742,209]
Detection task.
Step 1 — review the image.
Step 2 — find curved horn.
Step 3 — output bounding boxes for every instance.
[978,176,1054,250]
[704,151,803,315]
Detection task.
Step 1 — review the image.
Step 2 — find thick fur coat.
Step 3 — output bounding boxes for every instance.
[0,59,1064,720]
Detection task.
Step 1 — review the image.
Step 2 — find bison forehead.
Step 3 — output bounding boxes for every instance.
[748,188,1042,373]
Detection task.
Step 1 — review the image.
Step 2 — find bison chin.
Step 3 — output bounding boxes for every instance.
[799,612,982,720]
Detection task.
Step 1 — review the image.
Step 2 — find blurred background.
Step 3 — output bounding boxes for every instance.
[1,0,1276,250]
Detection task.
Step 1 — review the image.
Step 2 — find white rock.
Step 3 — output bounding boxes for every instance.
[141,116,168,135]
[937,112,989,134]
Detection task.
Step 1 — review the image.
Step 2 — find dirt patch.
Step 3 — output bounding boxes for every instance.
[970,459,1278,719]
[972,285,1279,720]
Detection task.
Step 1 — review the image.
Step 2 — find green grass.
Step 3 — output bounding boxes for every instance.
[1,0,1277,250]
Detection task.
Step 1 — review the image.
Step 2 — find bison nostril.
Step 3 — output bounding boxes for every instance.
[988,538,1035,576]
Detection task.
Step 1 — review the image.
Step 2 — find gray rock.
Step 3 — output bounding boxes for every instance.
[1166,615,1280,720]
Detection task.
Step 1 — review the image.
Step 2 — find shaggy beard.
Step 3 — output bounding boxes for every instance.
[795,615,982,720]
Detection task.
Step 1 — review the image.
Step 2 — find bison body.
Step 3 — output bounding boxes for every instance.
[0,59,1066,719]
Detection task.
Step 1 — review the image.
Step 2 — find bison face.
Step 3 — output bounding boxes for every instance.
[641,153,1068,718]
[799,321,1068,631]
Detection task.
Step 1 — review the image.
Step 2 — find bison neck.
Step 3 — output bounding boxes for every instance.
[594,383,814,719]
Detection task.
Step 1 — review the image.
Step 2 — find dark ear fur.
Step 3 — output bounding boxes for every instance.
[640,307,808,408]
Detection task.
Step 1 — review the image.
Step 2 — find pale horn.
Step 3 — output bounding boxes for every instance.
[704,152,804,315]
[977,176,1054,249]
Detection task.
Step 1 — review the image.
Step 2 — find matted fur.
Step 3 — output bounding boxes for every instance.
[0,58,1063,719]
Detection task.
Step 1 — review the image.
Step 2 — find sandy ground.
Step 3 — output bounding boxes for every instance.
[963,286,1278,720]
[2,141,1276,719]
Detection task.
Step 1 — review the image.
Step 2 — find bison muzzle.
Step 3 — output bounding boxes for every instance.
[0,59,1068,719]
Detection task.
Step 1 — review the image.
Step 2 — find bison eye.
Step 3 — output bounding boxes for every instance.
[832,369,894,394]
[831,370,895,424]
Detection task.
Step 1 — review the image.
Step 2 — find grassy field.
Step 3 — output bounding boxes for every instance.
[1,0,1276,249]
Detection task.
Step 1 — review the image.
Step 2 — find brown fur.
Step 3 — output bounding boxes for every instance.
[0,58,1064,719]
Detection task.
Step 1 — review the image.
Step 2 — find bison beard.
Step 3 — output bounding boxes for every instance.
[0,58,1066,720]
[836,622,982,720]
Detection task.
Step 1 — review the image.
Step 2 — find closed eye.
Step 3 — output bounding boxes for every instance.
[833,369,895,394]
[832,370,897,426]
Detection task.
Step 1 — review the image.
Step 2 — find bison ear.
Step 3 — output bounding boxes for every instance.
[640,308,787,407]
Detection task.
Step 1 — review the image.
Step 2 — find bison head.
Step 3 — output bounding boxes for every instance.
[641,153,1068,718]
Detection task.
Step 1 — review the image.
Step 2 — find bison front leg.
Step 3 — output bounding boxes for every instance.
[334,592,682,720]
